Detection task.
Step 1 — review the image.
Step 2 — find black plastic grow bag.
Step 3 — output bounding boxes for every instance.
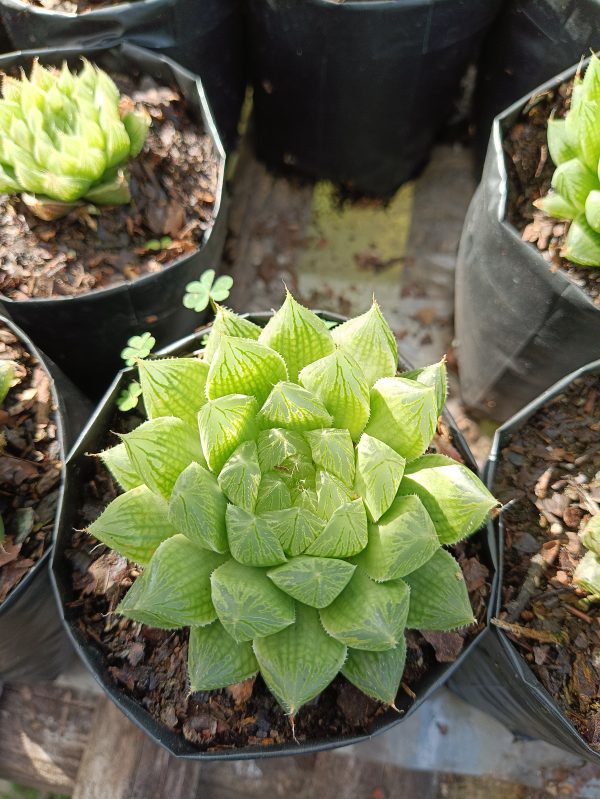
[473,0,600,166]
[51,311,498,759]
[449,358,600,764]
[0,42,228,401]
[455,61,600,422]
[244,0,501,197]
[0,316,89,682]
[0,0,245,148]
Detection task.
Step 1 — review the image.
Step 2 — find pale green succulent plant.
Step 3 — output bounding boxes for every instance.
[535,55,600,266]
[0,59,150,217]
[574,515,600,599]
[91,293,497,715]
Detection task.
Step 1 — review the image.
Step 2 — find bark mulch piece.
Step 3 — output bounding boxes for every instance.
[64,410,490,752]
[0,322,61,603]
[0,70,219,301]
[495,374,600,750]
[504,78,600,307]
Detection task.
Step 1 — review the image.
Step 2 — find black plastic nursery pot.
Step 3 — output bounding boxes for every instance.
[473,0,600,166]
[0,0,245,148]
[0,42,228,401]
[244,0,501,197]
[51,311,498,759]
[0,316,89,682]
[449,359,600,764]
[455,61,600,422]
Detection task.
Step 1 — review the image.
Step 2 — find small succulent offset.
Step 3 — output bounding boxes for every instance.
[92,294,498,715]
[535,54,600,266]
[0,59,150,218]
[574,515,600,600]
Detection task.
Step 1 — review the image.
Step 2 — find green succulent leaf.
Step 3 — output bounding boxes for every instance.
[198,394,259,473]
[262,506,324,556]
[121,417,203,499]
[226,504,287,566]
[211,559,295,642]
[206,337,288,405]
[88,485,175,565]
[316,470,352,518]
[342,638,407,705]
[547,117,577,166]
[0,360,16,404]
[573,550,600,596]
[257,381,333,432]
[138,357,208,426]
[585,190,600,232]
[203,305,262,362]
[581,514,600,556]
[256,428,311,472]
[404,548,475,630]
[578,100,600,172]
[551,158,599,212]
[365,377,438,461]
[304,428,355,488]
[305,498,368,558]
[168,462,228,553]
[299,350,370,441]
[120,332,155,367]
[255,472,292,513]
[267,555,356,607]
[563,214,600,266]
[535,191,578,221]
[331,300,398,387]
[354,433,405,522]
[218,440,262,512]
[320,567,410,651]
[258,291,335,381]
[188,621,258,693]
[356,494,440,582]
[99,442,143,491]
[253,603,347,715]
[118,535,225,628]
[400,359,448,417]
[398,454,497,545]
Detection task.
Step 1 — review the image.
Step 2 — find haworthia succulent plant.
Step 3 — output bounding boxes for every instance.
[535,55,600,266]
[0,59,150,217]
[574,515,600,597]
[91,295,497,714]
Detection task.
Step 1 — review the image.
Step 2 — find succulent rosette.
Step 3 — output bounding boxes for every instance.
[91,294,497,715]
[535,55,600,266]
[0,59,150,218]
[575,515,600,598]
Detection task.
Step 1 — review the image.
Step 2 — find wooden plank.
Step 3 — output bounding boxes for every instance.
[0,682,95,793]
[71,697,202,799]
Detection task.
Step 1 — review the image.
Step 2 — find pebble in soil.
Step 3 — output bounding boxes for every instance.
[495,374,600,750]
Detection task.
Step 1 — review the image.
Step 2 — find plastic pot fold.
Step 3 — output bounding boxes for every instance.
[0,0,245,147]
[450,359,600,764]
[51,312,497,759]
[0,316,89,682]
[455,61,600,422]
[0,42,228,401]
[245,0,501,196]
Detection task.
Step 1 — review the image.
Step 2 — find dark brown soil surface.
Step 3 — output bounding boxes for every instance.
[63,405,491,752]
[495,373,600,750]
[0,71,219,300]
[504,78,600,307]
[0,322,61,603]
